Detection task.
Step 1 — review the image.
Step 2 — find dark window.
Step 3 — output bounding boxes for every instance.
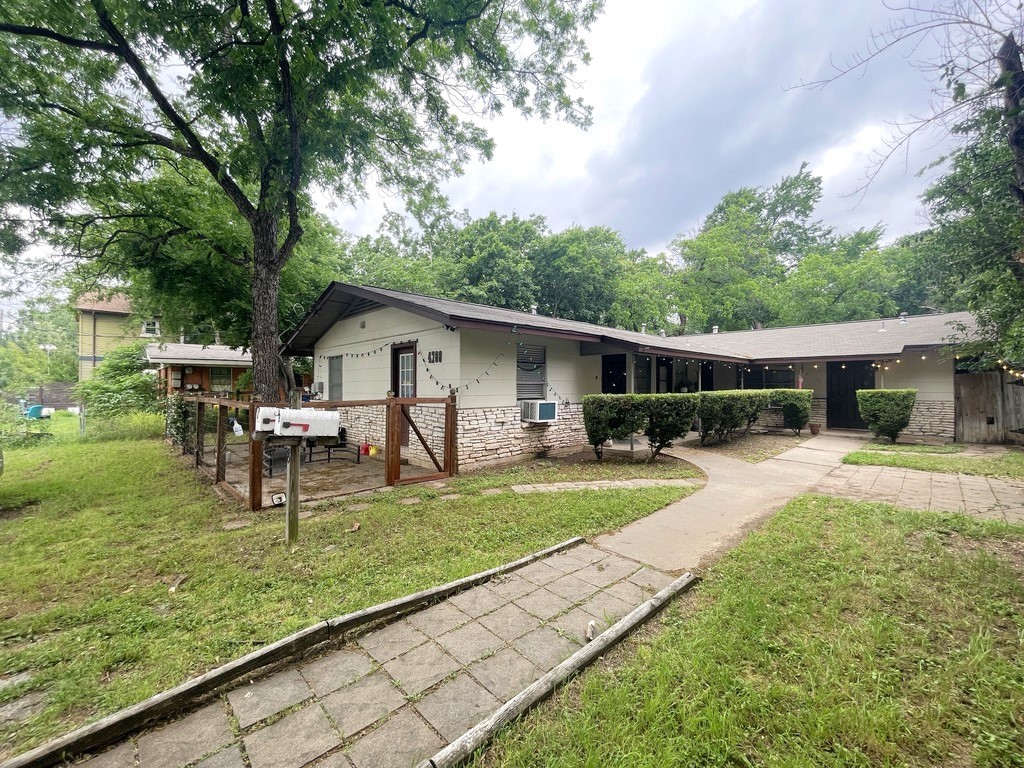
[634,354,652,394]
[517,344,546,400]
[764,368,795,389]
[210,367,232,391]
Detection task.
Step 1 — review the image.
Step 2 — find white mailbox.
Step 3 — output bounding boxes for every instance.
[255,407,281,433]
[254,407,340,438]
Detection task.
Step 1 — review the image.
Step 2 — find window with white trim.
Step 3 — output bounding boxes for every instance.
[328,355,343,400]
[141,319,159,336]
[516,344,546,400]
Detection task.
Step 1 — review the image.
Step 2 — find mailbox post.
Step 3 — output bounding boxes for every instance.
[286,390,301,546]
[253,397,341,548]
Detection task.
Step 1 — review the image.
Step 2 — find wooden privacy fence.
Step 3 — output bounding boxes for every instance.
[955,372,1024,445]
[169,394,458,510]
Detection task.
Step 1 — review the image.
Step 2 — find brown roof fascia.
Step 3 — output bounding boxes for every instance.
[452,318,603,343]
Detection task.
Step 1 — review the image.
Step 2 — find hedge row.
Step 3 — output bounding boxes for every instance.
[582,389,815,457]
[856,389,917,443]
[582,394,699,459]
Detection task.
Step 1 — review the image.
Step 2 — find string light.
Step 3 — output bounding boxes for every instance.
[418,331,517,395]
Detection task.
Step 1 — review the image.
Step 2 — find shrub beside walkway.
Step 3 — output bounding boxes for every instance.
[73,545,673,768]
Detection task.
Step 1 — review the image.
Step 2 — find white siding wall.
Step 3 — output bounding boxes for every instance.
[458,329,600,409]
[313,307,461,400]
[879,351,954,400]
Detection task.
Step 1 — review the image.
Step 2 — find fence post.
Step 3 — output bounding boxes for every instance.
[385,393,400,486]
[248,400,263,511]
[285,390,301,547]
[215,401,227,483]
[194,400,205,468]
[444,394,458,476]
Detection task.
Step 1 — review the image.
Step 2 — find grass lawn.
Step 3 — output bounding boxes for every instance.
[862,442,967,454]
[447,450,704,489]
[0,430,696,758]
[844,447,1024,480]
[475,496,1024,768]
[686,432,809,463]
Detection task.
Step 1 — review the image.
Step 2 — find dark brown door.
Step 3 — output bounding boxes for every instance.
[826,361,874,429]
[391,343,416,446]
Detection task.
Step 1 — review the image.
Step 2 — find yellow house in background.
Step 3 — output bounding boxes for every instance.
[75,293,160,380]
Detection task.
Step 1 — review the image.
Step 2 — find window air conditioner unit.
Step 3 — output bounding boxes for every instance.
[521,400,558,423]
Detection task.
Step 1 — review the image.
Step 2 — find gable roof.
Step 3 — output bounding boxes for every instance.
[75,292,132,315]
[145,343,252,367]
[282,282,976,364]
[282,282,747,362]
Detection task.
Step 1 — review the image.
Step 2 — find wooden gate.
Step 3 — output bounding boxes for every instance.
[955,372,1024,444]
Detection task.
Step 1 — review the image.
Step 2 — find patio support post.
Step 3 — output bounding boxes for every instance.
[443,394,457,476]
[215,401,227,482]
[385,393,401,486]
[194,400,205,468]
[248,400,263,511]
[286,390,301,547]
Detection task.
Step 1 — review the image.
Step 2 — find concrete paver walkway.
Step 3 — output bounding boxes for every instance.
[76,545,674,768]
[816,464,1024,523]
[595,433,868,571]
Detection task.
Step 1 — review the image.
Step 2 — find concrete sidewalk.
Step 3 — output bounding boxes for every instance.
[595,433,868,571]
[76,545,673,768]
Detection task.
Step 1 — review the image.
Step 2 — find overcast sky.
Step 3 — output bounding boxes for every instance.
[329,0,953,253]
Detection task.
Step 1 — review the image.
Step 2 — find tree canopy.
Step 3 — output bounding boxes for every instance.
[0,0,601,399]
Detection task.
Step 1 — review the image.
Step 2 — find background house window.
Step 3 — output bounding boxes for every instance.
[328,355,343,400]
[141,319,159,336]
[517,344,546,400]
[209,367,232,391]
[633,354,652,394]
[741,366,795,389]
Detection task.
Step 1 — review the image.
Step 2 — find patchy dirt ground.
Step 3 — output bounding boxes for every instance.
[683,431,811,463]
[908,529,1024,571]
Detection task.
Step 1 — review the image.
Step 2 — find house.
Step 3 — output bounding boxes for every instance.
[145,343,252,396]
[283,282,990,469]
[75,292,161,380]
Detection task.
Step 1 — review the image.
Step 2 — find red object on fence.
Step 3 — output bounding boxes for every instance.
[360,443,371,455]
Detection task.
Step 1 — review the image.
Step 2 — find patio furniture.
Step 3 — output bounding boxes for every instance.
[304,427,360,465]
[25,405,49,419]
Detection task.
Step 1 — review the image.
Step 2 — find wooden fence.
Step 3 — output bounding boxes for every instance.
[172,394,458,510]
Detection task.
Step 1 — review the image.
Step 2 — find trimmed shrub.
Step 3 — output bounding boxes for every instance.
[582,393,699,460]
[856,389,917,443]
[772,389,813,435]
[697,390,771,445]
[645,394,700,459]
[582,395,648,459]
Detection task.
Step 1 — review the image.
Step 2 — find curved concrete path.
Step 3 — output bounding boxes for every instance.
[595,433,867,572]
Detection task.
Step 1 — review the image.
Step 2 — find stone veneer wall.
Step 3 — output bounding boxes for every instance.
[755,398,827,430]
[902,399,955,440]
[337,404,449,469]
[457,403,588,469]
[339,403,588,471]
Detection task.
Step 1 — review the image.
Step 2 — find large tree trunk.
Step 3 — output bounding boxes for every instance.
[997,33,1024,207]
[251,216,285,403]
